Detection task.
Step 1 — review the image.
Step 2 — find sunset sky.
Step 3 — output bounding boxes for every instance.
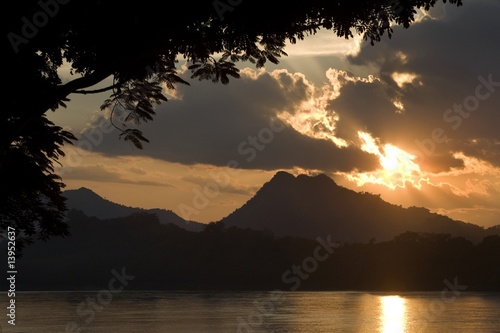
[49,0,499,227]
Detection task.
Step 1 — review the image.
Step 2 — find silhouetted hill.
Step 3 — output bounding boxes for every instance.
[7,175,499,292]
[63,187,204,232]
[487,225,500,233]
[6,210,500,291]
[220,171,497,243]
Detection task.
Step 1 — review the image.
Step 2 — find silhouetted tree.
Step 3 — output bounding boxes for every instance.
[2,0,463,249]
[0,116,74,254]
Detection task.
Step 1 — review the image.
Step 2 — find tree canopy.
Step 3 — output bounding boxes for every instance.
[1,0,463,249]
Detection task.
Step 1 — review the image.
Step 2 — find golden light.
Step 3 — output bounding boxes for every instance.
[277,69,380,149]
[392,99,405,113]
[380,144,421,177]
[275,68,352,148]
[380,145,402,171]
[380,295,406,333]
[341,132,429,190]
[391,72,418,88]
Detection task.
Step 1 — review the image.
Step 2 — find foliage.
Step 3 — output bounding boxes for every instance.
[0,117,75,252]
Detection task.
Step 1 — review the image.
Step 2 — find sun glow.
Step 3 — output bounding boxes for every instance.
[391,72,419,88]
[381,296,406,333]
[341,132,429,190]
[380,146,402,171]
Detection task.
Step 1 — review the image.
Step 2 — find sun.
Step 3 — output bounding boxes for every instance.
[341,132,428,190]
[379,144,420,177]
[381,145,402,171]
[377,144,424,187]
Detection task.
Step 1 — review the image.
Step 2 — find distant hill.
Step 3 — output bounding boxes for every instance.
[7,175,500,291]
[487,225,500,233]
[62,173,498,242]
[7,210,500,291]
[63,187,204,232]
[220,171,497,243]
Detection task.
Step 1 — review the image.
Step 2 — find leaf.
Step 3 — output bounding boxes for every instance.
[220,73,229,85]
[187,63,202,70]
[119,128,149,149]
[100,99,112,111]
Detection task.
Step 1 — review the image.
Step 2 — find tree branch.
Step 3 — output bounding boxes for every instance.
[73,83,122,95]
[58,70,114,98]
[3,68,115,152]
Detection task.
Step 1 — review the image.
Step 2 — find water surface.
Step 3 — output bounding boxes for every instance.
[2,291,500,332]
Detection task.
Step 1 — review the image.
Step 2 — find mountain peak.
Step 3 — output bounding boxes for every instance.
[63,188,137,220]
[221,171,493,243]
[76,187,93,191]
[66,187,97,195]
[269,171,337,186]
[297,172,337,185]
[63,187,204,231]
[270,170,295,181]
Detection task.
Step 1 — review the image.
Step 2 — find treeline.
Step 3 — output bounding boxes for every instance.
[6,210,500,291]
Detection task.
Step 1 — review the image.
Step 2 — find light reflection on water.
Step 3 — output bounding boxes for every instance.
[2,291,500,333]
[381,295,406,333]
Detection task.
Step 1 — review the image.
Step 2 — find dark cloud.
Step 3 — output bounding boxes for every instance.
[80,70,379,172]
[339,0,500,169]
[78,0,498,174]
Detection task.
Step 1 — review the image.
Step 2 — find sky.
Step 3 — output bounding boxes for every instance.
[49,0,499,227]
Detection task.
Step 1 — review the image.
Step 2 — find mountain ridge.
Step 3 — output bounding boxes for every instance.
[62,171,498,242]
[219,171,495,243]
[63,187,204,232]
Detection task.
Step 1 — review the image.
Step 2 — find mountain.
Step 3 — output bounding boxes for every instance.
[487,225,500,234]
[62,173,497,242]
[220,171,496,243]
[63,187,204,232]
[10,210,500,291]
[8,175,499,291]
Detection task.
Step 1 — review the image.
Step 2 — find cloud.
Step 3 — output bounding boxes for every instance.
[283,29,364,56]
[56,146,177,188]
[341,0,500,169]
[180,174,259,196]
[79,68,379,173]
[65,164,174,187]
[334,150,500,227]
[325,0,500,227]
[70,0,499,226]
